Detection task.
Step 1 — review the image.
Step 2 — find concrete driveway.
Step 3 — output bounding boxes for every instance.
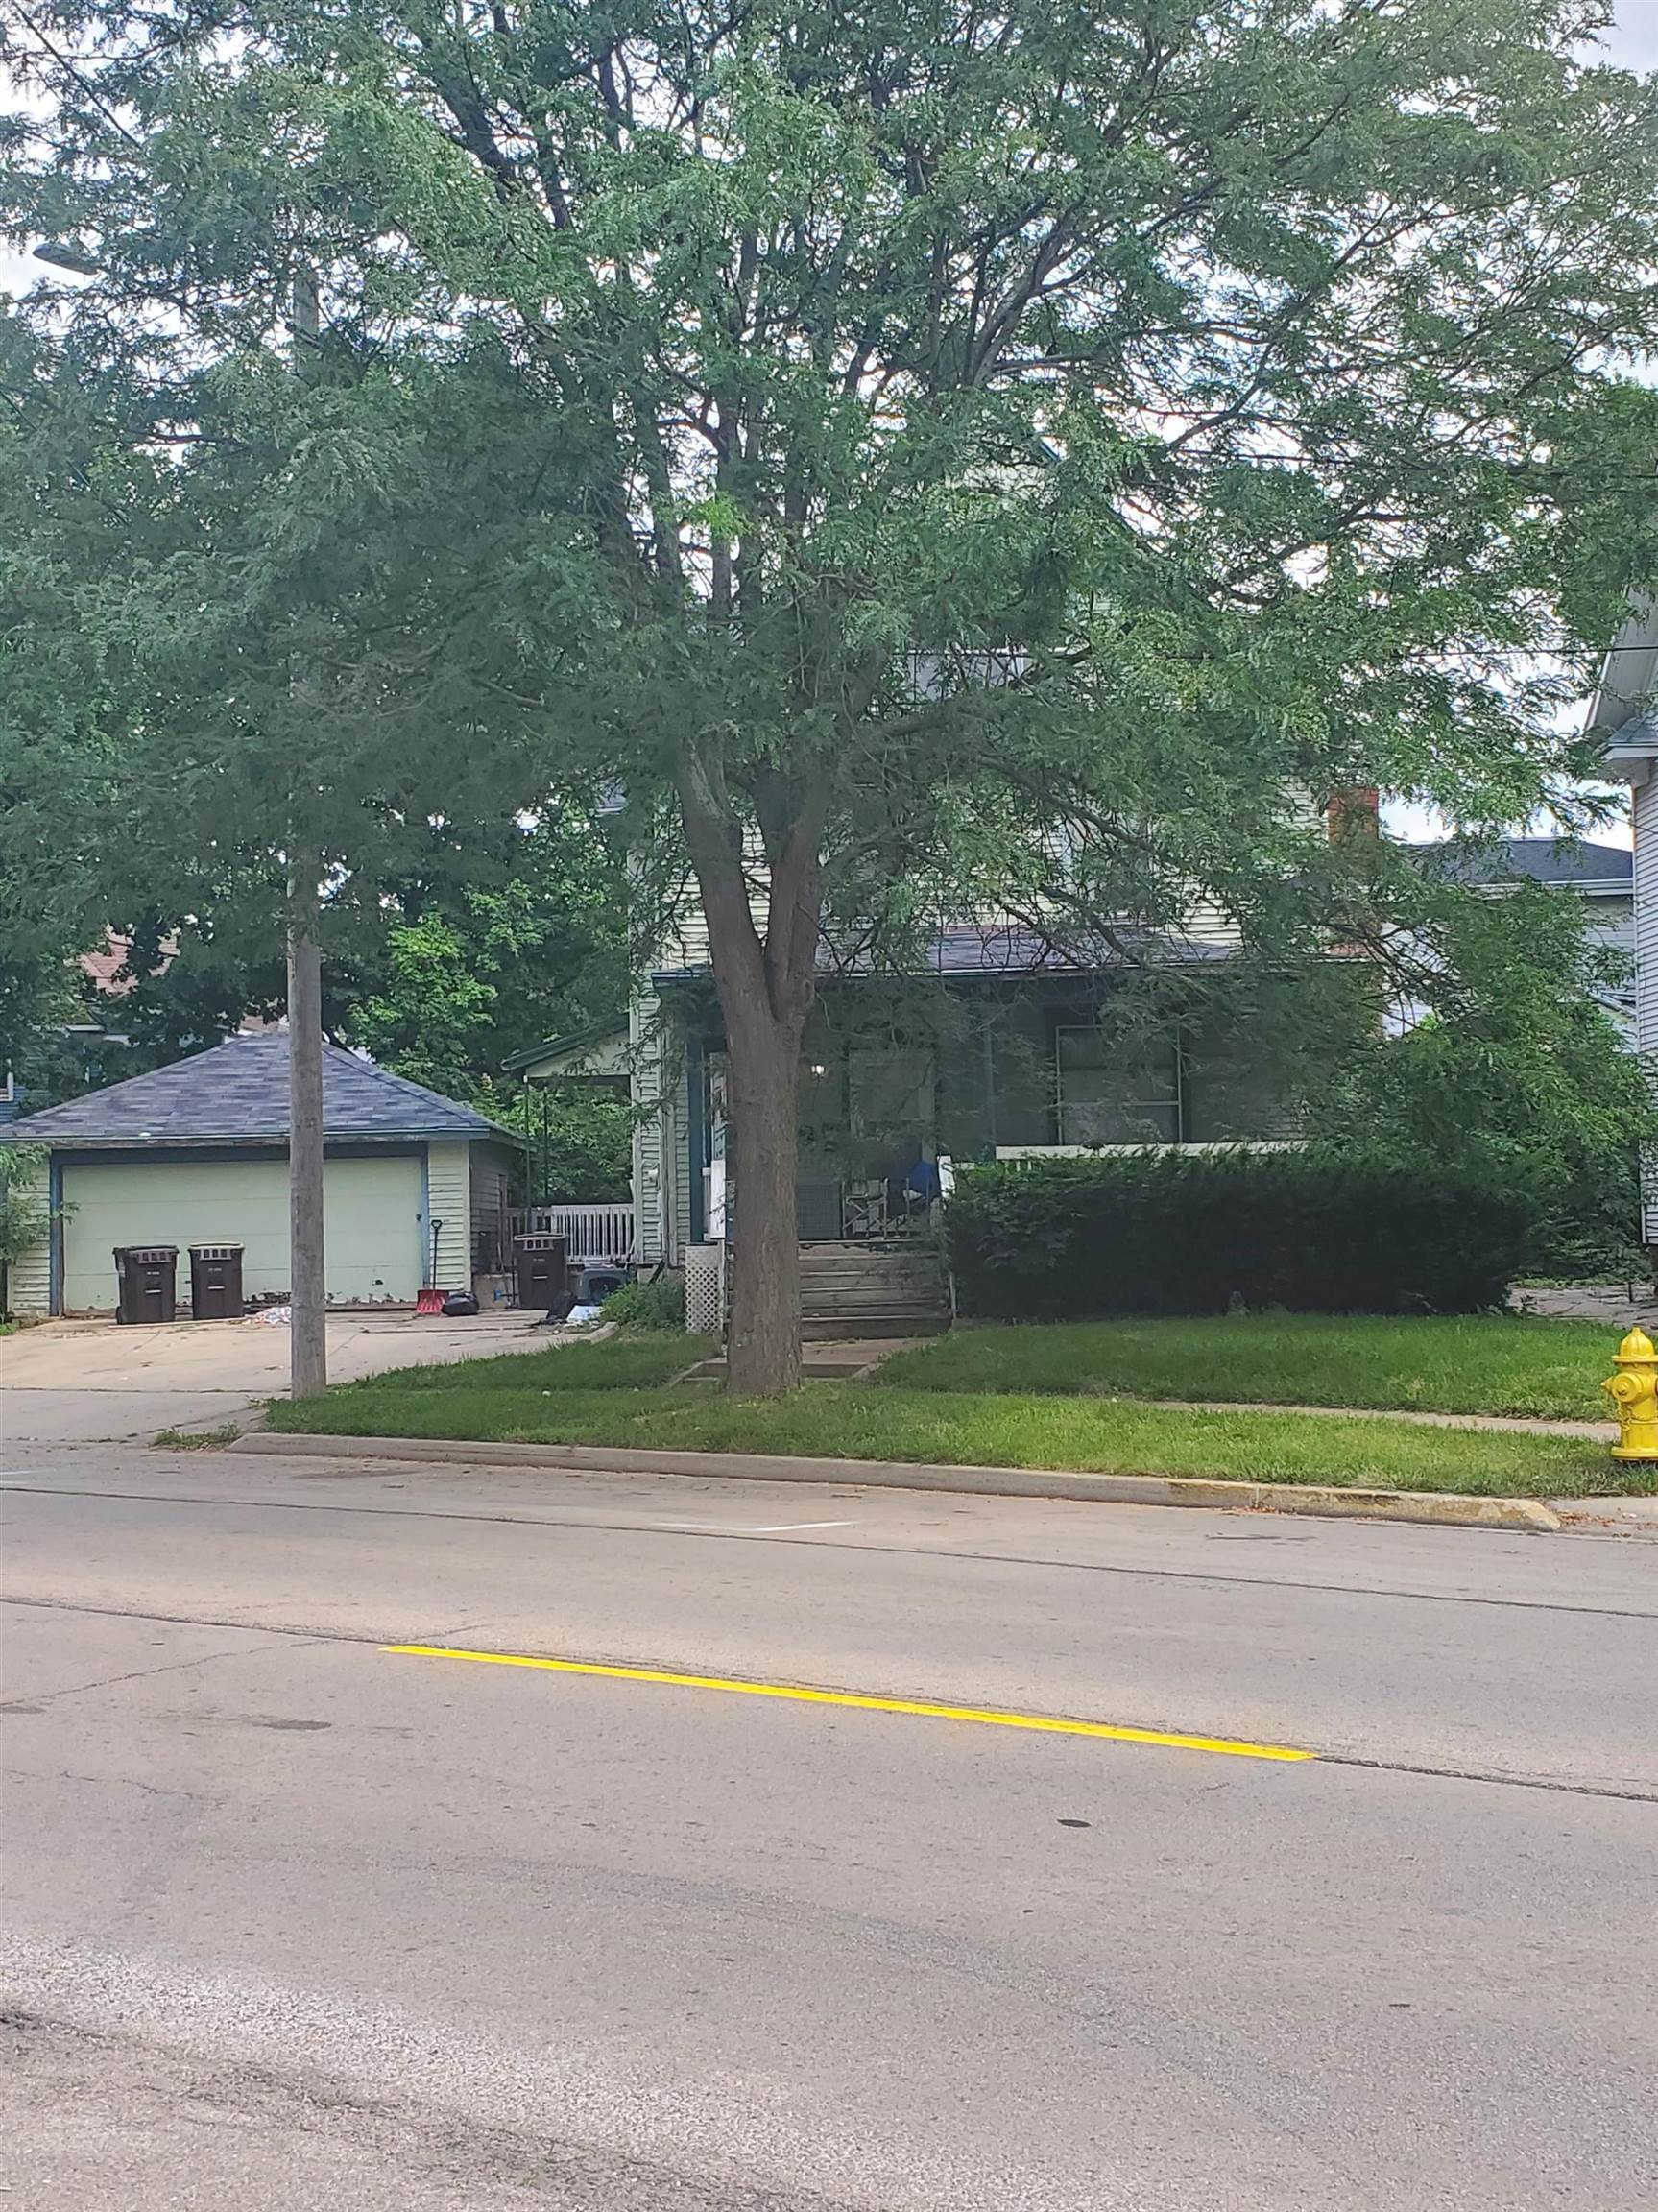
[0,1310,554,1446]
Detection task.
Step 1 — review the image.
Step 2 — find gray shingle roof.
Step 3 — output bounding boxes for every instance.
[0,1033,516,1149]
[1421,837,1632,889]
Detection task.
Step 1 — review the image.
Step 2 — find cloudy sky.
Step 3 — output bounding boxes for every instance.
[1601,0,1658,69]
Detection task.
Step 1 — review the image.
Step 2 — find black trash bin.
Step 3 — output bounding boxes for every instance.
[114,1245,178,1325]
[513,1233,573,1315]
[189,1244,245,1320]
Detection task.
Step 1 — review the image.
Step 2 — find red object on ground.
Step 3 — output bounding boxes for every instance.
[414,1286,447,1315]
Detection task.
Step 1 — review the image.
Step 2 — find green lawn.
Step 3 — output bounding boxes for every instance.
[261,1334,1641,1499]
[878,1313,1620,1421]
[324,1334,715,1396]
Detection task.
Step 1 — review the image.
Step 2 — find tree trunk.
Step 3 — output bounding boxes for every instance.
[722,999,805,1395]
[678,760,823,1397]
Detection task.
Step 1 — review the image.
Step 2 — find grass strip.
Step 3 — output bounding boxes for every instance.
[878,1313,1621,1422]
[262,1380,1646,1499]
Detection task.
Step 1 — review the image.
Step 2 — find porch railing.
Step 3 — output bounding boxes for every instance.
[993,1141,1305,1164]
[508,1204,637,1261]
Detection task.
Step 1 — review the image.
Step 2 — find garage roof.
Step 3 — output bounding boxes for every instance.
[0,1033,517,1150]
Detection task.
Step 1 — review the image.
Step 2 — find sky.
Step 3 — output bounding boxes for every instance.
[4,4,1655,844]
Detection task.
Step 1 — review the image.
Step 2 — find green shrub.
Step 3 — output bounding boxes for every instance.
[601,1272,686,1333]
[945,1150,1528,1319]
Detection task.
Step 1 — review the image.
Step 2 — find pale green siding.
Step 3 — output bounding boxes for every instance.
[423,1141,472,1289]
[5,1155,52,1315]
[59,1154,425,1310]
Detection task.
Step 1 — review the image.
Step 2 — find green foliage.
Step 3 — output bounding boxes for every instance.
[520,1088,635,1204]
[0,1143,48,1270]
[946,1151,1528,1319]
[9,4,1657,936]
[880,1313,1615,1422]
[1305,862,1657,1280]
[347,913,495,1099]
[8,1,1658,1381]
[333,818,629,1101]
[600,1275,687,1334]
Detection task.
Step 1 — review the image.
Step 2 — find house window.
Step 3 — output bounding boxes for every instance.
[1054,1025,1182,1145]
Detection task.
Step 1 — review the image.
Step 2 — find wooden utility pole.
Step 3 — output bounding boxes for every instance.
[287,266,327,1399]
[287,876,327,1396]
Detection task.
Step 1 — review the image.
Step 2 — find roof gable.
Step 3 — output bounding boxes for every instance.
[0,1033,515,1149]
[504,1022,630,1078]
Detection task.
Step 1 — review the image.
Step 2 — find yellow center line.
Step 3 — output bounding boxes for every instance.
[383,1644,1314,1764]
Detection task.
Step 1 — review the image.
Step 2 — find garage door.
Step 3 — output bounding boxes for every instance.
[60,1155,425,1311]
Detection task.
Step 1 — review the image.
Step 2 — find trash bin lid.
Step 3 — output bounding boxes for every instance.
[514,1234,565,1251]
[121,1245,178,1263]
[189,1244,243,1260]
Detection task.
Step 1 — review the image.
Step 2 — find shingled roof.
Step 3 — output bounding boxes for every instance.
[1421,837,1633,890]
[0,1033,515,1150]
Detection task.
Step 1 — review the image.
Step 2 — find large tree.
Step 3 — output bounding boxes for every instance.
[6,2,1658,1389]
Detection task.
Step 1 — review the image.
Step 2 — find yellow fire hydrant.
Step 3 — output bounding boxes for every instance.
[1603,1327,1658,1460]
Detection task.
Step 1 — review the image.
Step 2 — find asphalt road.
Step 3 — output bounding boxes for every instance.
[3,1441,1657,2210]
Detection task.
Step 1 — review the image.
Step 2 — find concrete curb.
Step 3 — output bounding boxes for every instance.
[228,1430,1565,1531]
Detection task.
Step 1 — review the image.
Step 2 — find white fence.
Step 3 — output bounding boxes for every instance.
[509,1204,637,1261]
[993,1142,1305,1163]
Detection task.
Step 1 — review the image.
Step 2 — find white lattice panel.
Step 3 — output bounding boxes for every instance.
[685,1244,726,1334]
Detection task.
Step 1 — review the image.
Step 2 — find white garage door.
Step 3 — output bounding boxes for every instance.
[61,1154,425,1311]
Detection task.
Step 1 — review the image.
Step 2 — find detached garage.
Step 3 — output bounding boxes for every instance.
[0,1033,519,1317]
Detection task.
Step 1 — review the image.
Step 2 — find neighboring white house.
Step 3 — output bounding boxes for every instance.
[1593,603,1658,1234]
[1425,836,1636,1037]
[0,1031,519,1316]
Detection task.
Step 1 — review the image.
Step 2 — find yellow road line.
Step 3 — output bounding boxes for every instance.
[383,1645,1314,1764]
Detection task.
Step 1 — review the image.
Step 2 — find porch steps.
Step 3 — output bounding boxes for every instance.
[798,1241,950,1341]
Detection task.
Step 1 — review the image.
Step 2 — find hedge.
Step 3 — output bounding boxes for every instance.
[601,1272,687,1333]
[944,1151,1528,1319]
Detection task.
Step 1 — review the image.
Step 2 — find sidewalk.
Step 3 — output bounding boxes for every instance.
[1145,1397,1616,1442]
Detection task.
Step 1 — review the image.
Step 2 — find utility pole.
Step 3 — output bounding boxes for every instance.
[287,267,327,1398]
[32,237,330,1392]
